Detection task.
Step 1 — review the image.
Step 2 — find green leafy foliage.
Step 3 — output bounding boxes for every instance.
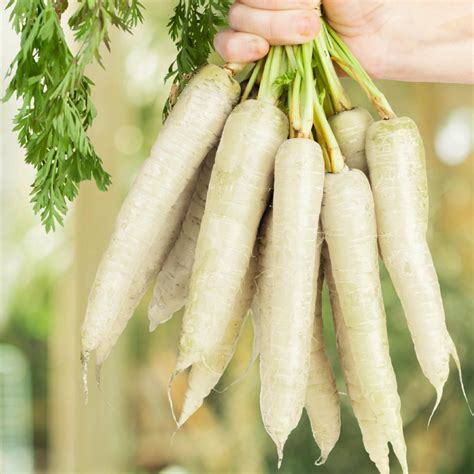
[4,0,144,231]
[274,70,297,88]
[167,0,230,82]
[164,0,231,116]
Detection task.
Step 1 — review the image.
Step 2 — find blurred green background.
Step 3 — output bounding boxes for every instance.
[1,1,473,473]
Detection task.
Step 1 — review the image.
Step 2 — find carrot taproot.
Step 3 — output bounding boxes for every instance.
[254,213,339,466]
[324,248,392,474]
[260,138,324,465]
[175,99,288,373]
[305,234,340,466]
[81,65,240,384]
[366,117,468,415]
[321,170,408,474]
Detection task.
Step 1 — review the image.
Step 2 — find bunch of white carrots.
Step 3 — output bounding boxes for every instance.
[81,16,470,473]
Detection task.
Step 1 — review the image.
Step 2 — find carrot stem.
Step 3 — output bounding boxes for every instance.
[312,85,344,172]
[258,46,285,105]
[241,60,263,102]
[313,31,352,113]
[300,42,315,137]
[323,20,396,120]
[289,72,303,135]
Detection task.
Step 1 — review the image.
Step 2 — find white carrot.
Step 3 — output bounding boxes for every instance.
[328,107,373,174]
[366,117,468,414]
[305,233,340,466]
[177,255,256,427]
[176,99,288,372]
[324,249,391,474]
[82,65,240,378]
[94,173,197,370]
[260,139,324,465]
[321,169,408,474]
[256,212,339,468]
[148,149,216,330]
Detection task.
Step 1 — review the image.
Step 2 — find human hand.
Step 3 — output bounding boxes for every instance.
[214,0,388,75]
[215,0,474,84]
[325,0,474,83]
[214,0,321,64]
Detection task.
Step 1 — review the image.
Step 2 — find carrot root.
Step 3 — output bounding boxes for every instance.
[260,139,325,462]
[177,99,288,370]
[366,117,466,417]
[81,351,90,405]
[322,170,408,474]
[82,64,240,376]
[449,338,473,415]
[168,370,180,428]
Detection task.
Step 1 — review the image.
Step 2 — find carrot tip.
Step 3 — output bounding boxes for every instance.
[427,386,443,428]
[170,427,178,448]
[273,437,286,470]
[315,455,326,466]
[148,320,158,332]
[168,370,180,427]
[391,439,409,474]
[177,398,193,428]
[449,338,473,416]
[80,351,90,405]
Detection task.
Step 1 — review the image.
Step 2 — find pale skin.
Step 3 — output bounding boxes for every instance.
[215,0,474,84]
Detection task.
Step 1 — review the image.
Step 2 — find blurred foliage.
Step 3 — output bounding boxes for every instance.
[1,1,473,473]
[3,270,55,340]
[0,269,56,469]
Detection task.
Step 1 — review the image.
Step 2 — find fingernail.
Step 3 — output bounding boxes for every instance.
[298,13,318,37]
[249,39,265,57]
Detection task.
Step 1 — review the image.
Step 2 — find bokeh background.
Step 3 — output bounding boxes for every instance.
[1,1,473,473]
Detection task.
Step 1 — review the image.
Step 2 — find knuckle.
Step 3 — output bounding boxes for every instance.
[266,15,278,42]
[298,11,319,37]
